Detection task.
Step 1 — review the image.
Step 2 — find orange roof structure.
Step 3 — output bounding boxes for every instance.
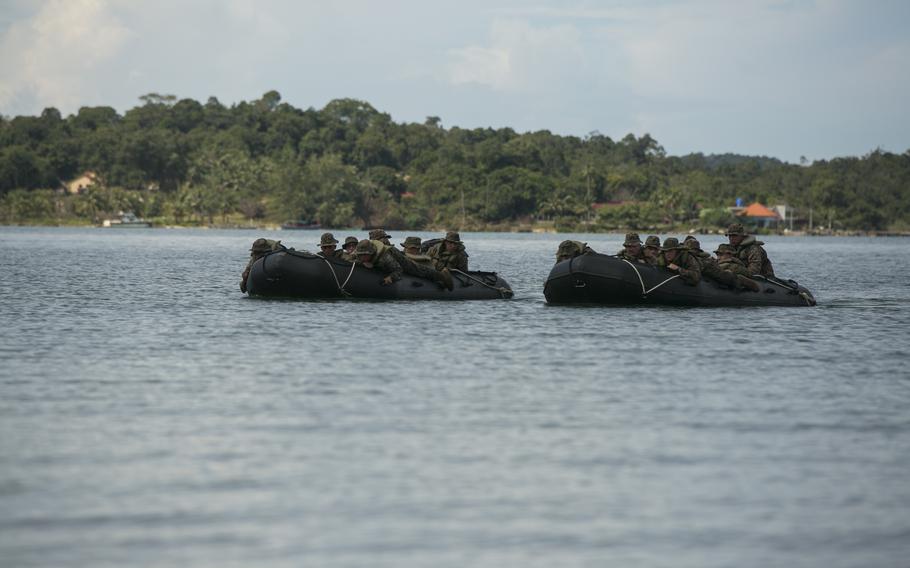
[738,202,780,219]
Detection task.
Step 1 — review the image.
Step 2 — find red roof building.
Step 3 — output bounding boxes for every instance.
[737,202,781,228]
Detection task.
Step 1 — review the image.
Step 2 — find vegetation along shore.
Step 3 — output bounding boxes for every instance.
[2,91,908,233]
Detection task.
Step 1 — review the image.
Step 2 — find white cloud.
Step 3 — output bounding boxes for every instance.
[448,45,511,89]
[0,0,905,160]
[447,19,584,92]
[0,0,132,113]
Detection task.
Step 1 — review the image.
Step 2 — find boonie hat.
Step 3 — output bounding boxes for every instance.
[443,231,462,243]
[644,235,661,248]
[725,223,746,236]
[250,238,278,253]
[369,229,391,240]
[556,242,584,262]
[343,236,358,247]
[319,232,339,246]
[623,232,642,246]
[684,235,701,250]
[401,236,422,249]
[714,243,736,255]
[661,237,684,251]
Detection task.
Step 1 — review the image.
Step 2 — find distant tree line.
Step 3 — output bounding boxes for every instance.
[1,90,908,231]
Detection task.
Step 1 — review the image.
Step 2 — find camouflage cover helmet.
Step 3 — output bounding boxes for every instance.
[661,237,685,251]
[623,232,642,246]
[400,236,422,249]
[343,236,358,247]
[644,235,661,248]
[354,239,377,256]
[368,228,391,240]
[725,223,747,236]
[250,238,279,253]
[318,232,339,246]
[714,243,736,255]
[684,235,701,250]
[443,231,462,243]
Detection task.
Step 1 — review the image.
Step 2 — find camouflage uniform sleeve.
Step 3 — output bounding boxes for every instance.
[377,252,402,282]
[454,251,468,272]
[742,244,765,275]
[677,254,701,285]
[700,258,736,288]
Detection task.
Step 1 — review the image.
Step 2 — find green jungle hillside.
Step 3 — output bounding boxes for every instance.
[2,91,908,233]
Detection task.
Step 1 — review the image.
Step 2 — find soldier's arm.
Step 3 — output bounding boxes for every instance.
[378,254,403,282]
[455,253,468,271]
[744,246,764,275]
[678,259,701,285]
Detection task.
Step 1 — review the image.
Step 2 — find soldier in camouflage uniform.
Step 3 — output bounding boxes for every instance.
[615,232,646,263]
[684,235,707,257]
[354,239,401,285]
[427,231,469,272]
[657,237,701,285]
[341,236,358,261]
[317,232,345,260]
[355,239,454,290]
[240,238,285,293]
[642,235,661,265]
[683,236,761,292]
[726,223,775,277]
[713,243,762,292]
[400,236,435,268]
[714,244,750,276]
[555,240,595,263]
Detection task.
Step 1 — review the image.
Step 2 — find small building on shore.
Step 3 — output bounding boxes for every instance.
[737,202,781,229]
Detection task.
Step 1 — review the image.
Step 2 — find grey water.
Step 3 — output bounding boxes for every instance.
[1,226,909,568]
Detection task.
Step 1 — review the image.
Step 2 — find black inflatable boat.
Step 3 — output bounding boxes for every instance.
[246,250,513,300]
[544,253,815,307]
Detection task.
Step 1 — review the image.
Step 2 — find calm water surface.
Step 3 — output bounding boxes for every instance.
[2,227,909,568]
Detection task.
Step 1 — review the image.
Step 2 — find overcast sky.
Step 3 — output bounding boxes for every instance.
[1,0,907,162]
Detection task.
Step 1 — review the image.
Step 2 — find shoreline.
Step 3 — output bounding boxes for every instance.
[2,221,908,237]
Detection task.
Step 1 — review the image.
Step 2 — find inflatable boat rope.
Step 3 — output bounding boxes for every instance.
[319,256,358,297]
[451,269,513,299]
[753,275,815,306]
[621,259,680,296]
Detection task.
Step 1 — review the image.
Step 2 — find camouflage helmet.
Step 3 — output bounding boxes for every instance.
[400,236,422,249]
[714,243,736,255]
[684,235,701,250]
[661,237,684,251]
[318,232,339,246]
[644,235,661,248]
[623,232,642,246]
[250,238,278,253]
[725,223,747,236]
[353,239,377,256]
[443,231,462,243]
[369,228,391,241]
[343,236,358,247]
